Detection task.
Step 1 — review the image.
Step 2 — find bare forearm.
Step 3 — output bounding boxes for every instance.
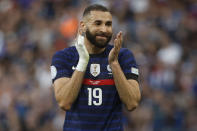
[110,61,141,110]
[53,34,89,110]
[54,71,85,110]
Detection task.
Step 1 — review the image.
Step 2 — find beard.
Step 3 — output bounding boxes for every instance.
[85,28,112,48]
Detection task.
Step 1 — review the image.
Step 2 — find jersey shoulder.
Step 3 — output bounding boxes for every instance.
[119,47,134,54]
[51,46,78,82]
[106,45,134,56]
[52,46,78,60]
[119,48,135,59]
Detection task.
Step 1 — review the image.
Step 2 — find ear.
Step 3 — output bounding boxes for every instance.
[79,21,86,35]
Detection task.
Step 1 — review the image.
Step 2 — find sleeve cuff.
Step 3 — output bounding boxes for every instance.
[52,74,71,83]
[125,73,139,82]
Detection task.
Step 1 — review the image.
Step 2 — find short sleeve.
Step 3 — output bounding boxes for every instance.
[51,50,72,83]
[119,48,139,82]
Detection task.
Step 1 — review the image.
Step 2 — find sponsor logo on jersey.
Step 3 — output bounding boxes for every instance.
[50,66,57,79]
[131,67,139,75]
[89,80,100,85]
[90,64,100,77]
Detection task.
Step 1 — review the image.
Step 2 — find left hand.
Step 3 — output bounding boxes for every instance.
[108,31,123,64]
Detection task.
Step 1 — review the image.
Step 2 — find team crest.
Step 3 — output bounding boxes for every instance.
[90,64,100,77]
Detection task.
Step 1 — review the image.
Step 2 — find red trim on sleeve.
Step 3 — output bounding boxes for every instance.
[83,79,115,86]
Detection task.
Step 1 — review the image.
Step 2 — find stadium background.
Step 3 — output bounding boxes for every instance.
[0,0,197,130]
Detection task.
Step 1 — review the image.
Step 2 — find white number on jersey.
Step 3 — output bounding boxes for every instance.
[87,88,102,106]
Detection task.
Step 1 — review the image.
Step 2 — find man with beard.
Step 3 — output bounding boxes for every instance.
[51,4,141,131]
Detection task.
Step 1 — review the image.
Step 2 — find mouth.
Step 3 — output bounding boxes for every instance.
[96,35,107,40]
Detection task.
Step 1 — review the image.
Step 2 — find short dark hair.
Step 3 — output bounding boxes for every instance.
[83,4,110,17]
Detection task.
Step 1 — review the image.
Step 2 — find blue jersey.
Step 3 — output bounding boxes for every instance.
[51,45,139,131]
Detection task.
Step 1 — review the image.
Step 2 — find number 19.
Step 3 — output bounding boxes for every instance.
[87,88,102,106]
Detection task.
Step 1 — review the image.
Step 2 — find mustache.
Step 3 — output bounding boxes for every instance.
[95,32,111,37]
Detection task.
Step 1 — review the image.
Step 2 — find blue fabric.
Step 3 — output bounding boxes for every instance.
[51,45,139,131]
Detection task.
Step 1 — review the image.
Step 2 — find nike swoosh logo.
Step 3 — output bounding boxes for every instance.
[72,66,76,70]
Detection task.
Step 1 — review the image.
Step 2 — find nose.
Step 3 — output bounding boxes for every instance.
[100,25,107,33]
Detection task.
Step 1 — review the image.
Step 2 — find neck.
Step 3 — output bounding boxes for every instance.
[84,38,106,54]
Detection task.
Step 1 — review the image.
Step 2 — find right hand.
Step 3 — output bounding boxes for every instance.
[75,35,89,72]
[75,35,89,61]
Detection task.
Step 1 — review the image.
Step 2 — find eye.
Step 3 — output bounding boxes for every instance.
[105,21,112,26]
[95,20,102,26]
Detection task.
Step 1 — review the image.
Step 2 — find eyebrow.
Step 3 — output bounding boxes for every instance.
[93,20,112,24]
[94,20,102,23]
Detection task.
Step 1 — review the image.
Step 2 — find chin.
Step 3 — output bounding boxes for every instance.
[96,43,108,48]
[96,40,107,46]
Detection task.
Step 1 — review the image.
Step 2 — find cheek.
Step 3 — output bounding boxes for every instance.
[107,27,112,33]
[88,29,97,35]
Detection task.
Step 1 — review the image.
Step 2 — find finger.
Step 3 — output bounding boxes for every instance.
[115,32,121,50]
[114,39,118,49]
[75,33,80,46]
[115,32,120,45]
[119,31,122,42]
[77,35,85,46]
[117,31,122,38]
[114,36,120,53]
[75,39,79,46]
[114,31,122,49]
[114,39,119,53]
[76,27,84,45]
[118,31,123,48]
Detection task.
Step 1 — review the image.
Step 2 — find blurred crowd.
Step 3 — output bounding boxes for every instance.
[0,0,197,131]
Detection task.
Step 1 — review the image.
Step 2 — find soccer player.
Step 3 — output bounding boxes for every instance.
[51,4,141,131]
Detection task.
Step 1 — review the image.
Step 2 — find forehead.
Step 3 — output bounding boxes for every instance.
[88,11,112,22]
